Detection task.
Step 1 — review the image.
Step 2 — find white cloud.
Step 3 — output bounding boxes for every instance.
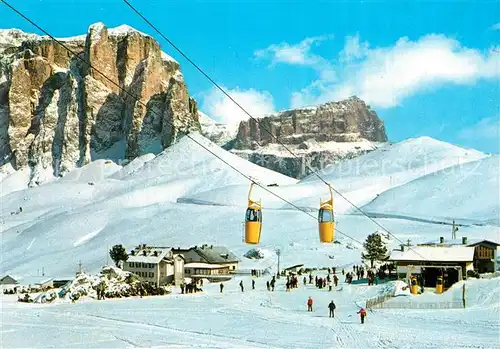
[339,34,369,62]
[491,23,500,30]
[258,34,500,109]
[459,117,500,141]
[254,35,336,82]
[200,86,276,125]
[254,35,333,66]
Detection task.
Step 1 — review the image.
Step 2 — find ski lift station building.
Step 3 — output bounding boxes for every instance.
[389,236,499,288]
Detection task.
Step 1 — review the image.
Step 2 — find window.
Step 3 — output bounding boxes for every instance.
[318,209,333,223]
[246,208,261,222]
[232,266,235,270]
[149,272,154,278]
[129,262,134,268]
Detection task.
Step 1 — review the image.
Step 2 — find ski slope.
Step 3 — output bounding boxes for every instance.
[1,273,499,348]
[362,156,500,225]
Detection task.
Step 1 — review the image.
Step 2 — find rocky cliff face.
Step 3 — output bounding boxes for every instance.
[0,24,200,185]
[209,97,388,178]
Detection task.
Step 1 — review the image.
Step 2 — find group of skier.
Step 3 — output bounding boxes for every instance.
[305,296,366,323]
[185,265,370,324]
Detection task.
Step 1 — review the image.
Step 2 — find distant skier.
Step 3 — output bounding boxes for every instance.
[328,301,336,318]
[307,297,313,312]
[252,279,255,290]
[266,281,270,291]
[357,308,367,324]
[303,276,307,286]
[180,283,184,294]
[239,281,244,292]
[220,283,224,293]
[333,275,339,287]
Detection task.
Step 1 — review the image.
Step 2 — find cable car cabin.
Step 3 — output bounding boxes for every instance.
[318,185,335,243]
[245,183,262,244]
[410,275,419,295]
[435,276,443,294]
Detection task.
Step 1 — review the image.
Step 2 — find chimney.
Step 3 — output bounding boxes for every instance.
[143,250,147,256]
[210,245,213,249]
[439,237,444,244]
[400,244,405,252]
[462,237,467,245]
[131,250,135,255]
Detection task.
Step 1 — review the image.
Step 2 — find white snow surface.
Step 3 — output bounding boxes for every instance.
[1,274,499,348]
[199,111,240,145]
[0,133,499,348]
[362,155,500,225]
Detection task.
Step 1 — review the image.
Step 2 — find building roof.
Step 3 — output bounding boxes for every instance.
[0,275,18,284]
[419,238,500,247]
[467,240,500,247]
[17,276,54,285]
[284,264,304,270]
[191,245,239,264]
[184,263,229,269]
[389,246,475,262]
[127,246,172,264]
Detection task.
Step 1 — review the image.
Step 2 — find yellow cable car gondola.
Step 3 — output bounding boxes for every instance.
[318,184,335,243]
[410,275,418,295]
[436,276,443,294]
[245,183,262,244]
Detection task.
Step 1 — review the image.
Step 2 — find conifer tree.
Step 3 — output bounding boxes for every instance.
[362,233,388,268]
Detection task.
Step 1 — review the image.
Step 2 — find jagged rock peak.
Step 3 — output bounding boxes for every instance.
[0,23,200,186]
[233,96,387,150]
[215,96,388,178]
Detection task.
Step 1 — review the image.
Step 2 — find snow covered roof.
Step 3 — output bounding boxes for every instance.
[192,245,239,264]
[389,246,475,262]
[184,263,229,269]
[419,238,500,247]
[17,276,54,285]
[127,246,172,264]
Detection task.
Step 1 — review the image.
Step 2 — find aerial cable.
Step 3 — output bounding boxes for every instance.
[1,0,365,247]
[121,0,429,259]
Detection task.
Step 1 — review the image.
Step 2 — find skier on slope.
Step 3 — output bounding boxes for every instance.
[328,300,336,318]
[252,279,255,290]
[220,283,224,293]
[357,307,367,324]
[307,297,313,312]
[239,280,244,292]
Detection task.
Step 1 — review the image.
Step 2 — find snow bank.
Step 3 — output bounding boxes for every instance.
[57,266,139,302]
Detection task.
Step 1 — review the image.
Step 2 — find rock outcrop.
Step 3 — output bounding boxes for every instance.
[0,24,200,185]
[202,97,388,178]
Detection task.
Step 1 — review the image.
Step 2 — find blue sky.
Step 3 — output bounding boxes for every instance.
[1,0,499,153]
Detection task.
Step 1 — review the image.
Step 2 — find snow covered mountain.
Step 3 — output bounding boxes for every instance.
[182,136,488,214]
[361,155,500,225]
[198,111,239,146]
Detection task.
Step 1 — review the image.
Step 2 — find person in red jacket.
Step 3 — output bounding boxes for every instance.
[357,308,367,324]
[307,297,313,311]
